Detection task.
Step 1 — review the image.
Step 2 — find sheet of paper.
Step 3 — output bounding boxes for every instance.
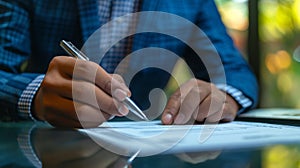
[79,121,300,157]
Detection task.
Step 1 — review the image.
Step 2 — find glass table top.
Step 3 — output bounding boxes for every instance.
[1,121,299,168]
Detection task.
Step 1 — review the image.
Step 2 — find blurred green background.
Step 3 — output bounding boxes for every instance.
[215,0,300,167]
[215,0,300,108]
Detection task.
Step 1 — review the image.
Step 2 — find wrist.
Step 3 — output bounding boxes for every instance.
[225,93,240,114]
[32,89,45,121]
[215,84,252,114]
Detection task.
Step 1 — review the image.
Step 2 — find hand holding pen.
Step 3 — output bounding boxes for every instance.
[60,40,148,121]
[32,40,147,128]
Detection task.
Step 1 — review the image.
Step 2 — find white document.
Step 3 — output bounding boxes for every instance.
[79,121,300,157]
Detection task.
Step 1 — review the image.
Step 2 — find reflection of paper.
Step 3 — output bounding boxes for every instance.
[79,121,300,156]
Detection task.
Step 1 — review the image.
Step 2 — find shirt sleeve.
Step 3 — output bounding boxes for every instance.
[216,84,252,114]
[195,0,259,108]
[0,1,27,120]
[0,1,45,121]
[18,75,45,121]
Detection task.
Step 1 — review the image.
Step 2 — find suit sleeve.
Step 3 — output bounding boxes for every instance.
[193,0,259,111]
[0,0,42,121]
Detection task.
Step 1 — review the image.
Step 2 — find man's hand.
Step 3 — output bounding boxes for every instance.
[161,79,239,125]
[33,56,130,128]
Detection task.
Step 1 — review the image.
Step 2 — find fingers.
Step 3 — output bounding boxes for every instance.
[162,79,239,125]
[45,56,129,112]
[218,95,239,122]
[161,90,181,125]
[55,56,130,98]
[35,56,132,128]
[176,85,203,124]
[195,89,238,123]
[43,95,111,128]
[192,96,211,122]
[72,84,128,118]
[42,74,129,117]
[50,56,130,97]
[110,74,131,98]
[162,79,208,125]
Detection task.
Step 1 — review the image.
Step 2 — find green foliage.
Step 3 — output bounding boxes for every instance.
[259,0,300,108]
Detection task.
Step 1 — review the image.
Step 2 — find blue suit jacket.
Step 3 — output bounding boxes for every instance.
[0,0,258,120]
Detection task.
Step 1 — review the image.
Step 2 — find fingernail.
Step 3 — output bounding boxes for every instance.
[113,89,127,101]
[163,113,173,124]
[174,113,185,124]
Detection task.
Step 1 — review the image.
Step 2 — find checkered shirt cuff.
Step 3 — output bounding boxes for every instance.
[18,75,45,121]
[216,84,252,114]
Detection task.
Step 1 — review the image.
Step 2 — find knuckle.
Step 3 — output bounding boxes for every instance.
[73,88,84,99]
[74,61,98,79]
[73,83,85,95]
[74,83,94,101]
[210,94,219,102]
[42,76,56,90]
[106,100,118,114]
[191,87,201,95]
[49,56,66,69]
[170,91,181,101]
[188,78,198,84]
[197,79,208,84]
[211,92,226,103]
[74,62,90,75]
[79,61,93,72]
[210,83,218,90]
[49,57,60,68]
[112,74,123,82]
[104,79,112,93]
[111,74,125,89]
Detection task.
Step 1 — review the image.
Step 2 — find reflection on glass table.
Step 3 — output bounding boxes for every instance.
[0,122,246,168]
[33,128,130,168]
[1,121,300,168]
[32,127,227,167]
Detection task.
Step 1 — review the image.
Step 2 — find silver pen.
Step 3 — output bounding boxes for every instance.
[60,40,149,121]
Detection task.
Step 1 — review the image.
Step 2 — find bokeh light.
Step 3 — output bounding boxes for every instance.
[265,50,292,74]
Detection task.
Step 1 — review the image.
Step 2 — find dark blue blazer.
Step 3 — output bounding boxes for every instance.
[0,0,258,120]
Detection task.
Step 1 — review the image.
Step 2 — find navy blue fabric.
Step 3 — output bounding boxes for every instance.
[0,0,258,120]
